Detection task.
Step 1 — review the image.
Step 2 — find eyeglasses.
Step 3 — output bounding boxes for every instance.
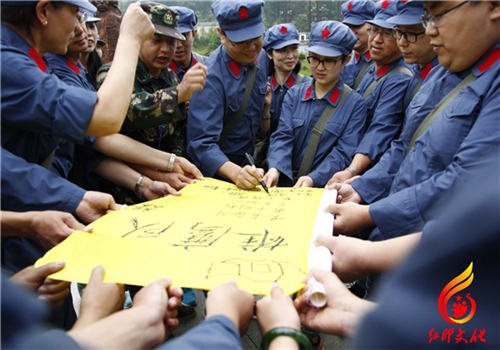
[367,27,394,41]
[392,28,426,43]
[307,56,342,70]
[228,34,264,49]
[420,1,469,29]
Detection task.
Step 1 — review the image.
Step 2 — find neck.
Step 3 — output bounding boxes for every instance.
[80,52,90,68]
[66,52,81,65]
[418,53,437,69]
[314,78,338,99]
[150,68,161,79]
[354,48,368,57]
[5,22,46,56]
[176,54,192,69]
[274,69,292,86]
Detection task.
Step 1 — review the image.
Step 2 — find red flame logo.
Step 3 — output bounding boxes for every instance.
[438,262,476,324]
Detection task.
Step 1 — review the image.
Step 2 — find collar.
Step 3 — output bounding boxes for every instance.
[222,45,259,79]
[169,53,198,74]
[374,56,405,80]
[419,56,439,81]
[472,42,500,77]
[270,71,297,91]
[136,58,168,84]
[1,24,48,72]
[302,79,345,107]
[66,59,80,75]
[355,51,372,64]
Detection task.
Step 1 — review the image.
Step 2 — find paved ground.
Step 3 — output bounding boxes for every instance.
[172,289,348,349]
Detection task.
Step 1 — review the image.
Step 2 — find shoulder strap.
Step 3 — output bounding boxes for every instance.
[405,83,421,110]
[295,73,304,86]
[40,151,56,170]
[218,64,257,146]
[353,61,371,90]
[296,85,353,180]
[406,72,476,155]
[193,52,204,64]
[362,66,413,99]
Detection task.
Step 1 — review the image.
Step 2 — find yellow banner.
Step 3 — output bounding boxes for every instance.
[36,178,324,295]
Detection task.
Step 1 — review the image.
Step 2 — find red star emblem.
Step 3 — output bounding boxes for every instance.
[456,295,462,302]
[347,2,353,10]
[280,26,288,34]
[321,28,330,38]
[381,0,390,9]
[239,7,249,19]
[402,0,408,3]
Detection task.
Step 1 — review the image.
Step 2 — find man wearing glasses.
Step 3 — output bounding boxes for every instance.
[330,0,412,184]
[326,0,500,261]
[187,0,269,190]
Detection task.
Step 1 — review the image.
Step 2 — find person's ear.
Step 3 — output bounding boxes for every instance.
[266,51,273,60]
[36,0,51,27]
[217,27,226,45]
[489,1,500,21]
[192,29,198,39]
[342,53,352,68]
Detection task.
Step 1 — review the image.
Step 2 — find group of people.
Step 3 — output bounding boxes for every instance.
[1,0,499,349]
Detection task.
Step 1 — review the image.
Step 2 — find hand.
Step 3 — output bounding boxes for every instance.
[133,278,183,338]
[326,183,363,204]
[264,82,272,107]
[294,269,374,337]
[10,261,70,307]
[75,265,125,329]
[172,156,204,180]
[120,2,155,45]
[342,175,361,185]
[235,165,264,190]
[325,203,373,236]
[161,172,195,191]
[206,280,254,335]
[177,63,208,103]
[75,191,125,224]
[327,170,353,186]
[294,176,313,188]
[140,177,180,200]
[314,235,371,283]
[264,168,280,188]
[30,211,92,249]
[256,283,300,334]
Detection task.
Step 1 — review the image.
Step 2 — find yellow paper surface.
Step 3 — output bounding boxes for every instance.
[36,178,324,295]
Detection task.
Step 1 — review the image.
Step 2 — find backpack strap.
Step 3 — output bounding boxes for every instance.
[295,85,353,181]
[218,64,257,146]
[193,52,205,64]
[406,72,476,155]
[353,60,371,90]
[362,66,413,99]
[295,73,305,86]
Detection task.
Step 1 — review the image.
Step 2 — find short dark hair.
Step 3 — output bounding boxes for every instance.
[1,1,64,43]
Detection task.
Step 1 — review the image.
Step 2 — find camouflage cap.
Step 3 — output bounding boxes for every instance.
[141,2,185,41]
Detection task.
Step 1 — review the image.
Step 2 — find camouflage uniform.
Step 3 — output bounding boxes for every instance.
[95,2,187,205]
[97,61,186,156]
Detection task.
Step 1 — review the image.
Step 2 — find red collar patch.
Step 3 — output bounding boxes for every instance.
[169,60,178,73]
[304,86,312,99]
[66,59,80,75]
[27,47,47,72]
[347,2,353,10]
[286,74,295,87]
[321,28,331,38]
[229,60,240,76]
[192,56,198,66]
[239,7,249,19]
[420,61,433,81]
[271,76,278,89]
[365,52,371,60]
[478,47,500,73]
[355,53,360,63]
[381,0,390,10]
[376,65,389,78]
[280,26,288,34]
[329,88,340,104]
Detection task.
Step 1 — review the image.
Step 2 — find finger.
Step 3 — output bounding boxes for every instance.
[40,287,70,307]
[313,235,335,251]
[270,282,284,299]
[167,286,183,299]
[64,214,88,231]
[83,226,93,233]
[325,203,342,215]
[32,260,66,282]
[88,265,105,285]
[257,168,265,179]
[38,280,70,294]
[307,268,331,284]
